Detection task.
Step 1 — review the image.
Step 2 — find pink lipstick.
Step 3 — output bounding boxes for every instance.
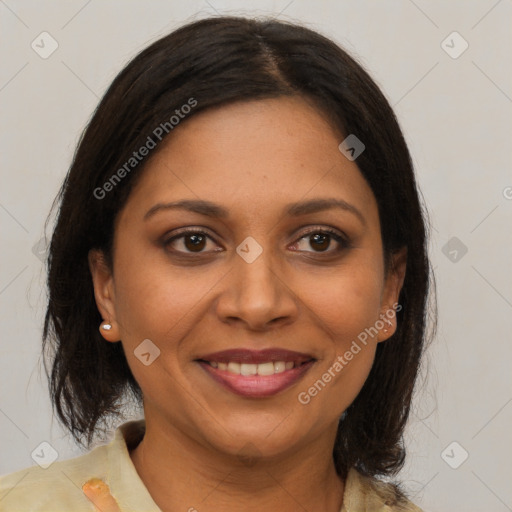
[196,348,316,398]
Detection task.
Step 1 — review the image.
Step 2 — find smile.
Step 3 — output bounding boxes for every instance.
[196,348,316,398]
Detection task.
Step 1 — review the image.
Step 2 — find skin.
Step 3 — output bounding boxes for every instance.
[89,96,406,512]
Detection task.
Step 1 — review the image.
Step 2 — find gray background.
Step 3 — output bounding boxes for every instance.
[1,1,511,511]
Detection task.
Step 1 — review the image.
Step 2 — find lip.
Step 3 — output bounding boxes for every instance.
[196,349,316,398]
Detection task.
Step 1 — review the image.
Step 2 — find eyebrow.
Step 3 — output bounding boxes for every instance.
[144,198,366,225]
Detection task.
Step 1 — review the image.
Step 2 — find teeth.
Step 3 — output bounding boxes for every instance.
[208,361,296,375]
[227,362,241,374]
[240,363,257,376]
[257,362,275,376]
[274,361,285,374]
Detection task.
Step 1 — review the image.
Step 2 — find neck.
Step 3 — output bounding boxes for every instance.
[129,416,344,512]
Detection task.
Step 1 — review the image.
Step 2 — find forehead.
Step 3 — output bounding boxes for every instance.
[118,96,378,226]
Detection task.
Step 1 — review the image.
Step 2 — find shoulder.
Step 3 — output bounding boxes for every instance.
[0,419,156,512]
[0,442,110,512]
[342,468,423,512]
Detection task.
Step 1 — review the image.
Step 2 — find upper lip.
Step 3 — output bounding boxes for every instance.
[197,349,315,365]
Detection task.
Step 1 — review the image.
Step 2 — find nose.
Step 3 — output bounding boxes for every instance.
[215,244,299,331]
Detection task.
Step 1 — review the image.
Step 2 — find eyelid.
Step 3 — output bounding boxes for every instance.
[163,226,218,241]
[295,225,348,242]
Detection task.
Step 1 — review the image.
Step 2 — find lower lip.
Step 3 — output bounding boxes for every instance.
[198,361,315,398]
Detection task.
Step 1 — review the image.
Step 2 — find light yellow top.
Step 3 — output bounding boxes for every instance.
[0,419,422,511]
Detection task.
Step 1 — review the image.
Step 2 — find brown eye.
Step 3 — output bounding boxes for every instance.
[291,228,348,254]
[164,230,220,254]
[309,233,330,251]
[184,233,207,252]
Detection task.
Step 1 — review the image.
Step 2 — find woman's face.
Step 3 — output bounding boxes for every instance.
[90,96,406,460]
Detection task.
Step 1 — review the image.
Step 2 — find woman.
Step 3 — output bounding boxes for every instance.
[0,16,435,511]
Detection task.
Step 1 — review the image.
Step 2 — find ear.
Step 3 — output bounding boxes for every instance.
[88,249,120,342]
[377,246,407,342]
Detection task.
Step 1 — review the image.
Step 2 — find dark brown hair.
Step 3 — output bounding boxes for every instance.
[43,15,436,484]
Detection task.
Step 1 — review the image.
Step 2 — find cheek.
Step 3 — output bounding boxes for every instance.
[301,260,383,348]
[112,248,225,349]
[296,259,383,407]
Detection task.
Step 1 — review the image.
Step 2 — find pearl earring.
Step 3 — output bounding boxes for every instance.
[101,323,112,331]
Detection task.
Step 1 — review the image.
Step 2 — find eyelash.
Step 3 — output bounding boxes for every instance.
[162,226,350,257]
